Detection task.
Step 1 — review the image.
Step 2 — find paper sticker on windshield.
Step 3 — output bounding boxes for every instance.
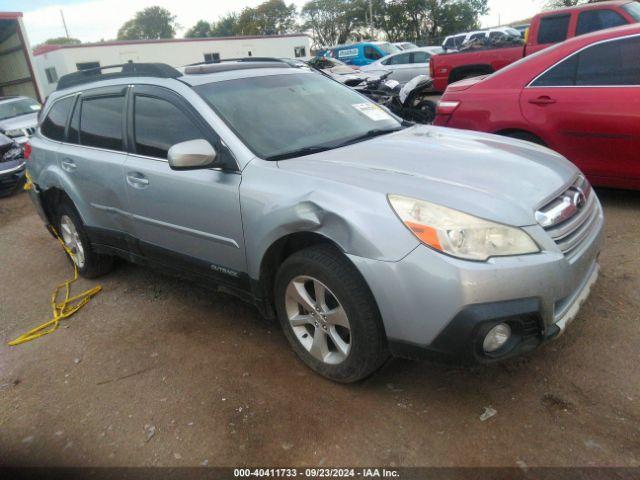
[30,105,40,110]
[352,103,393,122]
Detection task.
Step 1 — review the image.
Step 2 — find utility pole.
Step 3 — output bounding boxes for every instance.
[369,0,374,38]
[60,9,70,38]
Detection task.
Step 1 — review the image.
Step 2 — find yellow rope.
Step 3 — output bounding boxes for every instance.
[9,175,102,345]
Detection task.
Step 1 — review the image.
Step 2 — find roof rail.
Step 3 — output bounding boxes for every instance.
[183,61,293,75]
[184,57,293,67]
[56,62,182,91]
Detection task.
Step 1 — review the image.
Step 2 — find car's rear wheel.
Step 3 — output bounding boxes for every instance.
[56,202,113,278]
[274,245,388,383]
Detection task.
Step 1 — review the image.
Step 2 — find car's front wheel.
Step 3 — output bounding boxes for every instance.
[274,245,388,383]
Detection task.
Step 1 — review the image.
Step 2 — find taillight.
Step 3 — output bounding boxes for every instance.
[436,101,461,116]
[429,61,435,78]
[23,142,32,160]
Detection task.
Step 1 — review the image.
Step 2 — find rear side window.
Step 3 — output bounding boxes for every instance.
[79,95,124,151]
[411,51,430,63]
[531,55,578,87]
[537,15,570,44]
[576,9,627,36]
[40,97,74,141]
[133,96,202,159]
[531,36,640,87]
[383,53,410,65]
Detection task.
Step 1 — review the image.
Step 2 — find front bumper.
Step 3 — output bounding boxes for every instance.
[0,161,26,196]
[348,201,603,363]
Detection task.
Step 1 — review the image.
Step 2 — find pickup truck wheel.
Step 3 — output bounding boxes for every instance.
[275,245,388,383]
[56,202,113,279]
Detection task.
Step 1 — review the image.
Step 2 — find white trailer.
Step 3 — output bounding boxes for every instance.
[33,34,311,96]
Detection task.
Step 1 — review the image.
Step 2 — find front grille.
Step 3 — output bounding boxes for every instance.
[537,176,599,255]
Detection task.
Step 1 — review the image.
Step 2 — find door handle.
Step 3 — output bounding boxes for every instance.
[126,173,149,188]
[60,158,76,171]
[529,96,557,106]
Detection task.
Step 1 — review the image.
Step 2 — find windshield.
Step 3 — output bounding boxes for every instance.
[623,2,640,20]
[194,72,402,160]
[0,98,41,121]
[378,42,400,56]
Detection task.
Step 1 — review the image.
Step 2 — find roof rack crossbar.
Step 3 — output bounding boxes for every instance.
[56,62,182,91]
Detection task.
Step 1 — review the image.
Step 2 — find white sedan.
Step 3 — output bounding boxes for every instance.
[359,47,443,83]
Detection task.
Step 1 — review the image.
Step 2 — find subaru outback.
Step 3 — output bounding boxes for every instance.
[26,62,603,382]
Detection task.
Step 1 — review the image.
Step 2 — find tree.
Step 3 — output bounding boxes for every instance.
[301,0,367,47]
[545,0,607,8]
[42,37,81,45]
[236,0,297,35]
[368,0,488,45]
[185,20,212,38]
[546,0,584,7]
[211,13,239,37]
[117,6,177,40]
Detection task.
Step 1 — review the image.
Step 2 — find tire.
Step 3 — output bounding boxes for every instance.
[274,245,389,383]
[55,201,114,279]
[404,100,436,124]
[501,131,546,146]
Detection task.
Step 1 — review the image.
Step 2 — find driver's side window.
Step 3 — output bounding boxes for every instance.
[364,46,382,60]
[133,95,204,159]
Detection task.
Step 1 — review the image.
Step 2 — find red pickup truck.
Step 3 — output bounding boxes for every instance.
[430,0,640,92]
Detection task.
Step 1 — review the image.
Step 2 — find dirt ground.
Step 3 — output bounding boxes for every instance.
[0,188,638,468]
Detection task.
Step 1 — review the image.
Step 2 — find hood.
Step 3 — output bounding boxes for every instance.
[277,125,578,227]
[0,112,39,133]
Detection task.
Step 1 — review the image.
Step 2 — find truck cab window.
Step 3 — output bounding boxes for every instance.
[538,15,571,44]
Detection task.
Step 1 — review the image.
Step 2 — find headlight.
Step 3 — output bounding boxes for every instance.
[388,194,539,261]
[4,128,25,138]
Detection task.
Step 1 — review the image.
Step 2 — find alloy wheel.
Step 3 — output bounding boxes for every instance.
[284,275,351,365]
[59,215,85,268]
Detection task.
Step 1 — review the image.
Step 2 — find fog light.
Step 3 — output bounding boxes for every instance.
[483,323,511,353]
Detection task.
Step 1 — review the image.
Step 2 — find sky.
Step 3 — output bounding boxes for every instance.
[1,0,547,46]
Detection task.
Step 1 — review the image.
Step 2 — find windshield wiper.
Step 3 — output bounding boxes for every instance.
[266,145,336,161]
[266,127,403,161]
[332,127,403,148]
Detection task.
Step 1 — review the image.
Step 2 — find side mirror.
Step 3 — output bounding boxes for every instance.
[168,139,217,170]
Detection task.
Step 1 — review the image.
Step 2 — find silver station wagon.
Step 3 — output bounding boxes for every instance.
[26,61,603,382]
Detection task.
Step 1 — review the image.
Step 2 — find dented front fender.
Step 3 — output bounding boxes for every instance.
[240,159,420,280]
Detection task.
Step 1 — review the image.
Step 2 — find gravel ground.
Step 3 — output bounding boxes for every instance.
[0,188,638,468]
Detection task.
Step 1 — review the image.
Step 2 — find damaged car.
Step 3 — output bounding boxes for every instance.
[0,132,26,197]
[27,61,603,382]
[0,95,41,145]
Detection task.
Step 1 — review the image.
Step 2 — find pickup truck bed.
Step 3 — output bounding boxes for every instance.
[429,0,640,92]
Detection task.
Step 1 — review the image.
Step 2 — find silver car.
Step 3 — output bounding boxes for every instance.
[360,47,443,83]
[0,96,41,144]
[27,61,603,382]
